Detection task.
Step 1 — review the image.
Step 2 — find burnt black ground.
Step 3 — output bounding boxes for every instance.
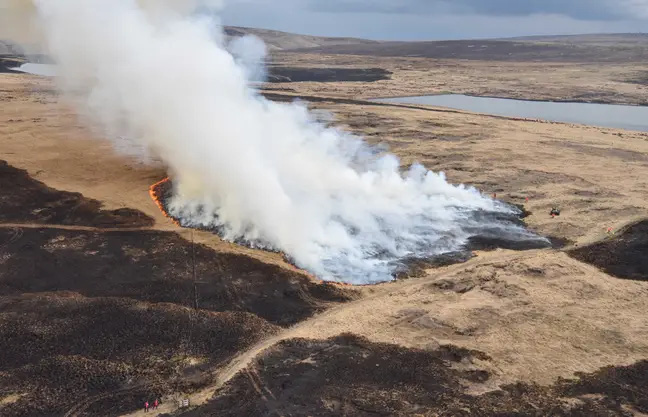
[153,179,552,281]
[2,159,646,416]
[0,56,22,73]
[180,334,648,417]
[625,70,648,86]
[569,220,648,281]
[0,227,356,325]
[0,294,277,417]
[0,162,357,416]
[267,67,392,83]
[0,160,154,228]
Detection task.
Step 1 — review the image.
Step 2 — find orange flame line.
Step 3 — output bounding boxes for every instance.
[149,177,181,226]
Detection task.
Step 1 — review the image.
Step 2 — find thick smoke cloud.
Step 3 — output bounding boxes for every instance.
[1,0,547,284]
[228,34,267,82]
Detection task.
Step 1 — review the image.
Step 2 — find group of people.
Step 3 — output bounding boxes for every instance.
[144,398,160,412]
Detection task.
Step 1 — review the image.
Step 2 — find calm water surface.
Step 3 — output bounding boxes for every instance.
[12,63,58,77]
[376,94,648,132]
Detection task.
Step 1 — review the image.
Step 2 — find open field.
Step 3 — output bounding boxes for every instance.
[287,33,648,63]
[1,31,648,416]
[268,52,648,105]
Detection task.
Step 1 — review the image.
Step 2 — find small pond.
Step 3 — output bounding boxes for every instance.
[12,63,58,77]
[375,94,648,132]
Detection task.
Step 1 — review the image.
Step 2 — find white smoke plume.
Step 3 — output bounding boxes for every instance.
[228,34,267,82]
[1,0,547,284]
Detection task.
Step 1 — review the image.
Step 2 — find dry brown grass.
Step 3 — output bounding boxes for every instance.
[1,59,648,415]
[270,52,648,105]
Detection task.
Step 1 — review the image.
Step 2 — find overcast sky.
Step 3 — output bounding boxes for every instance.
[219,0,648,40]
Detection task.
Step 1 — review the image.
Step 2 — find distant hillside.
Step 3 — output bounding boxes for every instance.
[286,37,648,63]
[503,33,648,46]
[4,29,648,63]
[224,26,379,51]
[0,26,377,58]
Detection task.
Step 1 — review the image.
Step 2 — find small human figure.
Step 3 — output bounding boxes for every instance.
[144,401,149,412]
[154,399,159,410]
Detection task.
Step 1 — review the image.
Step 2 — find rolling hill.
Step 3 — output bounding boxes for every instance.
[285,36,648,62]
[224,26,379,51]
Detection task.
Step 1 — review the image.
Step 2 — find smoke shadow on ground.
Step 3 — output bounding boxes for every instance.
[180,333,648,417]
[568,220,648,281]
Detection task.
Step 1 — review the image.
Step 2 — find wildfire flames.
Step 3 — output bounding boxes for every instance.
[148,177,181,226]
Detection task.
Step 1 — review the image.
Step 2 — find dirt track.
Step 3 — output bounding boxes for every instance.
[1,58,648,416]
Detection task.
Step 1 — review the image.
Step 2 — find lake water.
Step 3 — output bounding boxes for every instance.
[375,94,648,133]
[11,63,58,77]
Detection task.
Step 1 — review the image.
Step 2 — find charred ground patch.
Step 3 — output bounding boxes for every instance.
[180,334,648,417]
[0,160,154,228]
[568,220,648,281]
[0,161,356,326]
[267,67,392,83]
[624,70,648,86]
[0,163,358,416]
[153,179,552,282]
[0,293,277,417]
[0,57,21,74]
[0,227,355,326]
